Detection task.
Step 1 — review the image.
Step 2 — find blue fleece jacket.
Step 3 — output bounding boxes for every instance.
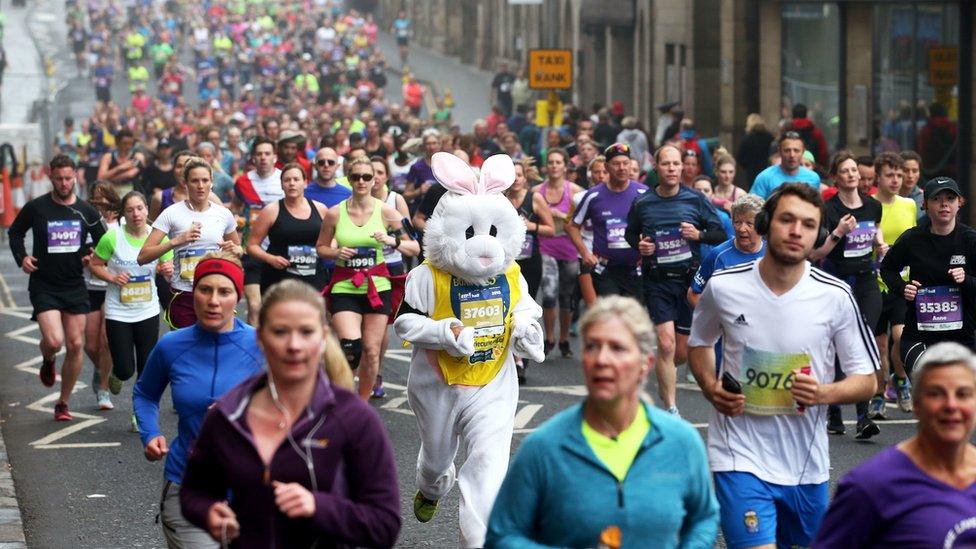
[133,318,263,483]
[485,402,719,549]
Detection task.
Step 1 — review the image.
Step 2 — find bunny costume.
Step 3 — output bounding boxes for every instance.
[394,153,545,547]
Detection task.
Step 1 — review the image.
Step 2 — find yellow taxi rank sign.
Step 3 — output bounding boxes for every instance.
[528,48,573,90]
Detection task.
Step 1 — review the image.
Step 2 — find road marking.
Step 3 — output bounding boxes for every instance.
[6,324,41,345]
[513,404,542,429]
[521,385,587,396]
[0,270,15,309]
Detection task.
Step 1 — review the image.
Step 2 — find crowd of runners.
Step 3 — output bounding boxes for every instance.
[2,0,975,547]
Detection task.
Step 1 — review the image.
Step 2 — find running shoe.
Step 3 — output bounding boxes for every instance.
[39,356,56,388]
[559,341,572,358]
[53,401,72,421]
[867,395,887,420]
[96,390,114,411]
[413,491,438,523]
[894,376,913,413]
[370,375,386,399]
[666,406,680,417]
[130,414,139,433]
[826,405,845,435]
[108,373,123,396]
[855,417,880,440]
[543,340,554,357]
[884,378,898,402]
[569,321,579,338]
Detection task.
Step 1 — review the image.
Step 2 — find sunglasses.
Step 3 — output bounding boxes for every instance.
[348,173,374,182]
[683,150,698,157]
[783,131,802,140]
[604,144,630,155]
[316,159,337,166]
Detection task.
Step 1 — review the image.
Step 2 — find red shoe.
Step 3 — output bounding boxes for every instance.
[39,356,56,387]
[54,401,72,421]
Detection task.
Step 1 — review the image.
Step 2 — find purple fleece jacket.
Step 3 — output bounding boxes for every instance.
[179,371,401,548]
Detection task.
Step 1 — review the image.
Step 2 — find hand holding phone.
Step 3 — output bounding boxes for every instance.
[721,371,742,394]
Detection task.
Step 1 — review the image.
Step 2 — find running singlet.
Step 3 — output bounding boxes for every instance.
[331,198,390,295]
[263,199,325,290]
[429,261,522,386]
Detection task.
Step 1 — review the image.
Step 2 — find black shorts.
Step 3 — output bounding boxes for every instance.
[643,279,692,334]
[592,265,642,300]
[876,290,907,335]
[387,262,406,276]
[396,36,409,47]
[327,291,392,316]
[242,254,262,286]
[88,289,106,311]
[30,287,90,321]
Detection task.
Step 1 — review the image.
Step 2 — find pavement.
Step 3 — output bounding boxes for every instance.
[0,14,925,548]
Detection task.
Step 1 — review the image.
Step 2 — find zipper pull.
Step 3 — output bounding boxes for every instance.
[262,466,271,486]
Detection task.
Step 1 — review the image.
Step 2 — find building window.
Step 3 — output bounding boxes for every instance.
[781,3,841,154]
[665,43,686,103]
[874,3,960,179]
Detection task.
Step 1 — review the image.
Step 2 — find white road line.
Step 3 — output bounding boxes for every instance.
[0,270,15,309]
[0,309,31,319]
[384,354,411,363]
[381,397,408,410]
[35,443,121,449]
[513,404,542,429]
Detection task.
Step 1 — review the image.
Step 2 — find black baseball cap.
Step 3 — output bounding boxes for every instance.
[158,137,173,148]
[603,143,631,161]
[924,177,962,200]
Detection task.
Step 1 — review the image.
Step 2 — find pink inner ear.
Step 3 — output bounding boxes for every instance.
[431,152,478,195]
[480,154,516,195]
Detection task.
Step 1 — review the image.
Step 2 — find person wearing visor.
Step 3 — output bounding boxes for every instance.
[567,143,648,300]
[881,177,976,374]
[133,252,263,548]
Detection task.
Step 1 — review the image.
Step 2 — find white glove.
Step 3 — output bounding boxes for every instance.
[511,318,545,363]
[442,320,475,357]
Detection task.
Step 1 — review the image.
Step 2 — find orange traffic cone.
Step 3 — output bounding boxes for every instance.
[0,170,13,228]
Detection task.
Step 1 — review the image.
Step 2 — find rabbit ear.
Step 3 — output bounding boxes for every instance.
[432,152,478,195]
[479,154,516,195]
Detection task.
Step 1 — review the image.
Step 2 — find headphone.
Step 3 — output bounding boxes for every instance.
[754,187,829,248]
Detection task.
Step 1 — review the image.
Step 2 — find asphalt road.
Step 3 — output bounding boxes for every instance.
[0,234,923,548]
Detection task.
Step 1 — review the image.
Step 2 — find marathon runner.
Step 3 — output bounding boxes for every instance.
[233,136,283,325]
[567,143,648,300]
[881,177,976,372]
[809,150,887,439]
[7,154,106,421]
[689,183,879,549]
[573,156,608,309]
[624,144,725,415]
[82,181,120,411]
[138,157,241,328]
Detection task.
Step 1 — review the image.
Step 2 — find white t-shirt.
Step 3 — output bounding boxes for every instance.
[688,260,879,486]
[152,201,237,292]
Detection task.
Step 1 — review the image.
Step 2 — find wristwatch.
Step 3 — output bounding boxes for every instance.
[829,232,842,243]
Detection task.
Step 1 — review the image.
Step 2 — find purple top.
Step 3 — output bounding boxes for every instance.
[572,181,648,266]
[406,158,435,189]
[813,446,976,548]
[537,183,578,261]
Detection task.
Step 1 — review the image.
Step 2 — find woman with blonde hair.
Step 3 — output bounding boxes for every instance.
[179,279,399,547]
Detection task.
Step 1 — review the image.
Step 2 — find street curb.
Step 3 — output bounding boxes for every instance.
[0,429,27,547]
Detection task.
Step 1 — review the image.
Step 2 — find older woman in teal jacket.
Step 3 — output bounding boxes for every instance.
[486,296,718,548]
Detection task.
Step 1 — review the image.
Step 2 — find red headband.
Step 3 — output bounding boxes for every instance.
[193,258,244,299]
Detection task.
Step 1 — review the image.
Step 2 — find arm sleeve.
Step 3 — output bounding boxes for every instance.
[688,282,724,347]
[690,248,719,294]
[132,342,171,446]
[833,291,881,376]
[309,408,401,548]
[698,199,726,244]
[810,481,882,549]
[484,438,555,549]
[7,200,34,266]
[178,410,228,530]
[222,209,237,235]
[748,177,767,199]
[879,236,909,299]
[94,230,117,261]
[623,199,642,249]
[678,428,720,549]
[151,206,173,235]
[571,190,594,226]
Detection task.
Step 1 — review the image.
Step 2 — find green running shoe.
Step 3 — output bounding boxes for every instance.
[413,491,438,523]
[108,373,124,396]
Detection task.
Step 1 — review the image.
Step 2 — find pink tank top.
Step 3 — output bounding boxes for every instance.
[537,183,578,261]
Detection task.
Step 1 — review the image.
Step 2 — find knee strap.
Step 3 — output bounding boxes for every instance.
[340,338,363,370]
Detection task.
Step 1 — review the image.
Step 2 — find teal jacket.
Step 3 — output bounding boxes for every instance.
[486,402,718,548]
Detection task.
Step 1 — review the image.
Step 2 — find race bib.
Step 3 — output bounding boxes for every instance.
[47,220,82,253]
[342,247,376,269]
[844,221,876,258]
[654,227,691,264]
[178,247,217,280]
[606,217,629,249]
[120,274,153,304]
[287,245,317,277]
[458,284,506,364]
[916,286,963,331]
[517,233,535,260]
[741,346,810,416]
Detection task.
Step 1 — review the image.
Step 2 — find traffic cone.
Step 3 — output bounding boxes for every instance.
[0,170,13,228]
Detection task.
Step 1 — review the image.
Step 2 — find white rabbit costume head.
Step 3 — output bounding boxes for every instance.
[423,152,525,286]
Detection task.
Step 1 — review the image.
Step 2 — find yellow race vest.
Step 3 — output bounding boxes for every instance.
[429,262,522,386]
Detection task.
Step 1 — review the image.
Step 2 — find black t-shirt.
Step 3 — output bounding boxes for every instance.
[7,194,105,292]
[881,223,976,346]
[418,183,448,221]
[143,162,177,192]
[491,71,515,101]
[823,193,883,276]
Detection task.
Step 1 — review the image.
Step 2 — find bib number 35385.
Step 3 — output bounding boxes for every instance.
[916,286,963,331]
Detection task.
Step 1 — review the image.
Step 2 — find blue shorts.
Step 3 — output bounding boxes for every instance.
[714,471,828,549]
[643,279,692,333]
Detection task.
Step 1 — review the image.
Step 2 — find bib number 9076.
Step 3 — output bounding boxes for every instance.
[744,368,796,391]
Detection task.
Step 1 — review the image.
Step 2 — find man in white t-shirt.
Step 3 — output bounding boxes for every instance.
[688,183,878,549]
[233,136,283,324]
